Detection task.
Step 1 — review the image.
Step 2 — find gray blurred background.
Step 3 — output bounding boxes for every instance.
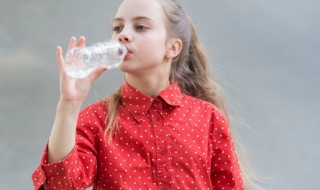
[1,0,319,189]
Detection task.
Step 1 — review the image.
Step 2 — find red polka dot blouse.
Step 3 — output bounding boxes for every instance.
[32,82,244,189]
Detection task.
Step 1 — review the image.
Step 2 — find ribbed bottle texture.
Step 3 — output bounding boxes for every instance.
[64,40,127,78]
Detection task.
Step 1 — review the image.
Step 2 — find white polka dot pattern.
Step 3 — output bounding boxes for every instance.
[32,82,244,189]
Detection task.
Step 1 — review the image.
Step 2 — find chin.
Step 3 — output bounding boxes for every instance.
[118,62,134,73]
[119,64,148,76]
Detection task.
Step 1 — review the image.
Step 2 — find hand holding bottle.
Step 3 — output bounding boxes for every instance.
[56,36,108,105]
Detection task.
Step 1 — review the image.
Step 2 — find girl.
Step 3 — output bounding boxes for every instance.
[32,0,248,189]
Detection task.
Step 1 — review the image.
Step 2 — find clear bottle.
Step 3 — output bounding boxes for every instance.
[64,40,127,78]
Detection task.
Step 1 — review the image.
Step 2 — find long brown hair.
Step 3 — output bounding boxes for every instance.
[106,0,265,189]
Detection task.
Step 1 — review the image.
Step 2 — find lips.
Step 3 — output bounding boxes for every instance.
[124,47,132,59]
[126,47,132,54]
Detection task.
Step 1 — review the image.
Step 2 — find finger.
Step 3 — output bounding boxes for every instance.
[56,46,66,73]
[77,36,86,48]
[88,66,108,83]
[68,36,77,50]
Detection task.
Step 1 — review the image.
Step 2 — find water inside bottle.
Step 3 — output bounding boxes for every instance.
[64,40,127,78]
[67,67,96,78]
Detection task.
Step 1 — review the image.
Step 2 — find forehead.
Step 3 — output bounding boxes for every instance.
[115,0,165,23]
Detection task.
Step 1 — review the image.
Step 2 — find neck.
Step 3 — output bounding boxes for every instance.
[125,71,171,98]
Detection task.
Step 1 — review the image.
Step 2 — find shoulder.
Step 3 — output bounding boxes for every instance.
[78,100,109,122]
[181,94,228,125]
[80,100,108,112]
[182,94,223,114]
[76,100,109,138]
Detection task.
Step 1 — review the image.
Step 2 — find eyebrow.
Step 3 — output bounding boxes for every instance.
[113,16,154,23]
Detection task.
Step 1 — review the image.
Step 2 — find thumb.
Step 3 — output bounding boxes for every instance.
[88,66,108,83]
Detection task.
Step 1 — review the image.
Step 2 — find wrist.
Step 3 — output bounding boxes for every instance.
[57,100,83,112]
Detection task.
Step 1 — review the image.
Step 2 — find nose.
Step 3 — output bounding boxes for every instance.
[118,28,132,43]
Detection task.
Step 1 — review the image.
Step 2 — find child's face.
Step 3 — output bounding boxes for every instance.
[111,0,169,74]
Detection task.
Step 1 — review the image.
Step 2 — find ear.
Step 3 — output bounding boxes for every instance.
[165,38,182,60]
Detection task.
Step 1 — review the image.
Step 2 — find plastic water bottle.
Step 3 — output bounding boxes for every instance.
[64,40,127,78]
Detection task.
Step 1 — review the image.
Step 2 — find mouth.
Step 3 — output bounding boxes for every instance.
[124,48,132,59]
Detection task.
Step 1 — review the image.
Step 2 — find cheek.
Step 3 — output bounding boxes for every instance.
[138,38,166,61]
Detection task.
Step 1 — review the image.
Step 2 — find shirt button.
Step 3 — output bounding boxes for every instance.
[156,116,161,121]
[162,187,167,190]
[160,150,166,155]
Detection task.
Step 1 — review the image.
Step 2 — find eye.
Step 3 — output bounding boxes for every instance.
[136,25,148,31]
[112,25,123,33]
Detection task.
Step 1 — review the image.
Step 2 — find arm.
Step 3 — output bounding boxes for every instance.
[210,108,245,189]
[49,36,107,163]
[32,104,102,190]
[32,36,107,190]
[48,100,81,163]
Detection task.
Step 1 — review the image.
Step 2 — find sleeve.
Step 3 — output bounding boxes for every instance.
[210,107,245,190]
[32,105,102,190]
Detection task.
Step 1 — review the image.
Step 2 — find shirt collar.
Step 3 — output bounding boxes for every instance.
[120,82,183,122]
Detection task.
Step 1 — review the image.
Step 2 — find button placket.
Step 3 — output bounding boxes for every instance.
[150,99,171,189]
